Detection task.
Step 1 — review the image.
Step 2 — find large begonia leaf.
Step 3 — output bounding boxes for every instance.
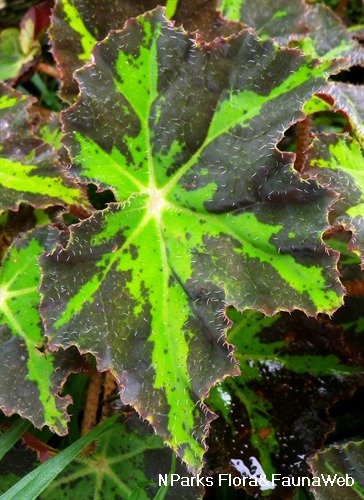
[204,308,364,498]
[0,84,87,213]
[50,0,239,103]
[40,9,344,472]
[304,134,364,267]
[219,0,308,44]
[0,227,87,434]
[308,441,364,499]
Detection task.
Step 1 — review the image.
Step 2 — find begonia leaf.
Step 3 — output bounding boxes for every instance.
[219,0,364,66]
[0,84,88,213]
[219,0,308,44]
[323,83,364,139]
[303,94,332,115]
[0,0,49,29]
[303,83,364,142]
[0,27,39,83]
[0,2,51,83]
[297,4,364,66]
[204,308,364,497]
[35,112,63,150]
[0,227,88,434]
[50,0,238,103]
[19,1,52,52]
[304,134,364,267]
[308,441,364,499]
[49,0,144,102]
[40,9,344,472]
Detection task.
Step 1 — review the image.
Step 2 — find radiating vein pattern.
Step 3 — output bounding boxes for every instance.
[41,8,344,472]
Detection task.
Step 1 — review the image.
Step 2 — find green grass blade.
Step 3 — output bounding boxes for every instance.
[0,415,118,500]
[153,452,177,500]
[0,419,30,461]
[165,0,179,19]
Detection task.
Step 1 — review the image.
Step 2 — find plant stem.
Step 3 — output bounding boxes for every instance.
[81,371,103,454]
[295,115,312,173]
[37,62,60,80]
[337,0,348,17]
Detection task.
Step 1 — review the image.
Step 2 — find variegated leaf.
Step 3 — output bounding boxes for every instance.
[41,9,344,472]
[308,441,364,499]
[304,134,364,267]
[0,84,87,213]
[219,0,307,44]
[219,0,364,66]
[303,84,364,152]
[0,227,87,434]
[324,83,364,139]
[50,0,238,103]
[298,3,364,66]
[205,307,364,497]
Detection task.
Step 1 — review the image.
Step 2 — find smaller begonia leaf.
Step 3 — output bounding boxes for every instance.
[308,441,364,499]
[0,84,88,213]
[0,2,52,83]
[0,227,87,434]
[303,94,332,115]
[303,83,364,142]
[219,0,308,44]
[304,134,364,267]
[297,4,364,66]
[0,28,39,83]
[205,308,364,497]
[324,83,364,139]
[219,0,364,66]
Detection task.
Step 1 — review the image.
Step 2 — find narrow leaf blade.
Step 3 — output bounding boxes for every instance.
[0,416,119,500]
[0,419,30,462]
